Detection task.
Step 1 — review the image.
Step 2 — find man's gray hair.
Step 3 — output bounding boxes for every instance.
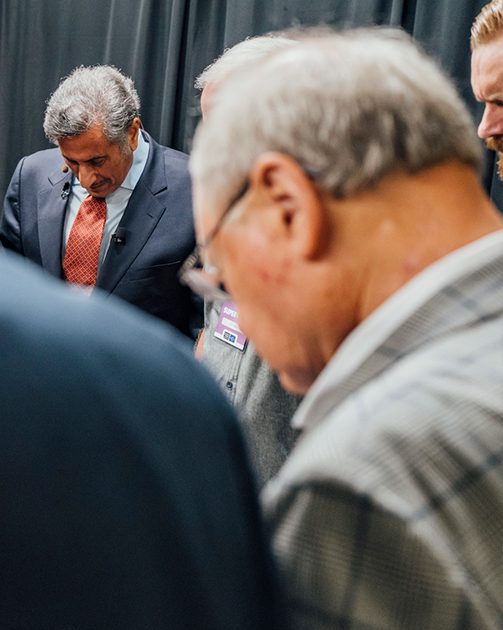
[195,34,297,90]
[43,65,140,146]
[190,28,482,211]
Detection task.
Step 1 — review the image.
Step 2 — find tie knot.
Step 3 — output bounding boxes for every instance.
[86,195,106,205]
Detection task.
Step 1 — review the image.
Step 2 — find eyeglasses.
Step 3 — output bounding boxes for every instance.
[179,180,249,302]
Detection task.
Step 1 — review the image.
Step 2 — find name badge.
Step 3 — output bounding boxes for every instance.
[214,301,247,351]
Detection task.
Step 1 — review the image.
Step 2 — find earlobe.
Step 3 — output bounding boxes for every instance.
[249,152,327,260]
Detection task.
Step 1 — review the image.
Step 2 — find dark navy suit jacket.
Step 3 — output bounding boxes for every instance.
[1,132,202,338]
[0,250,284,630]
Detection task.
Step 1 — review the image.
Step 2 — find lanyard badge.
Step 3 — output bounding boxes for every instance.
[214,301,247,351]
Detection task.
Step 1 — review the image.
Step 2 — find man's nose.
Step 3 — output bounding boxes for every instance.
[76,164,96,189]
[478,103,503,139]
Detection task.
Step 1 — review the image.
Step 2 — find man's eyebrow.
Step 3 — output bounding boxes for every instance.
[62,154,107,163]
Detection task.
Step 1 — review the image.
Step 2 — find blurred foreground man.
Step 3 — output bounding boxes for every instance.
[1,65,201,338]
[194,35,302,485]
[189,29,503,629]
[0,250,282,629]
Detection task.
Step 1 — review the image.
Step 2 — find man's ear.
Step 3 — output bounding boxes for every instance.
[128,117,142,151]
[249,152,327,260]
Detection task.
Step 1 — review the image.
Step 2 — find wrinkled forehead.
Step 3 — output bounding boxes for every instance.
[473,32,503,60]
[471,34,503,92]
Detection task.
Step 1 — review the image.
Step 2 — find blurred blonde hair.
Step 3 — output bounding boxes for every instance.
[471,0,503,49]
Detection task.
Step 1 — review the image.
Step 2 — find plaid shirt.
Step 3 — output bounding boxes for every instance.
[263,232,503,629]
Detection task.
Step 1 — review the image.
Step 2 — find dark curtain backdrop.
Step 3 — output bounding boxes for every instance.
[1,0,502,209]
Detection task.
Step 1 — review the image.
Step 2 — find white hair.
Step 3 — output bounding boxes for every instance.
[44,65,140,147]
[195,34,297,90]
[190,28,482,212]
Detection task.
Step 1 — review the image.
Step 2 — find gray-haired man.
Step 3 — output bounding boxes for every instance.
[1,65,201,338]
[188,29,503,629]
[193,36,302,485]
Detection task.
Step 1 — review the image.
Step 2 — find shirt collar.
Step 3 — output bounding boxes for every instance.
[119,129,149,191]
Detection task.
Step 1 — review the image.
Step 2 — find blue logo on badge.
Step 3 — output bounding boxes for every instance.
[223,330,237,343]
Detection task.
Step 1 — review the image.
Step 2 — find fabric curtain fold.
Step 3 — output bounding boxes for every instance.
[1,0,501,209]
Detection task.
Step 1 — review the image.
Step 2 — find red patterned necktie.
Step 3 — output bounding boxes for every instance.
[63,195,107,288]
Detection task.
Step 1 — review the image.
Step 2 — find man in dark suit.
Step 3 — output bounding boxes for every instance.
[1,65,201,339]
[0,248,283,630]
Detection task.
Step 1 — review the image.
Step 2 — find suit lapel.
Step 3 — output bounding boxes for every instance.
[38,169,72,277]
[96,134,168,292]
